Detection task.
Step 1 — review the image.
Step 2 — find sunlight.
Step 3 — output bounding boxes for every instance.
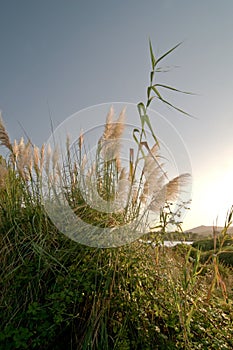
[192,164,233,228]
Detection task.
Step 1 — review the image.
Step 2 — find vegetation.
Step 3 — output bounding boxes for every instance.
[1,42,233,349]
[191,218,233,267]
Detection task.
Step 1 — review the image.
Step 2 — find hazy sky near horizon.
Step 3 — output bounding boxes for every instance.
[0,0,233,229]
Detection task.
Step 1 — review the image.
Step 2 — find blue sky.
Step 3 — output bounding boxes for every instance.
[1,0,233,229]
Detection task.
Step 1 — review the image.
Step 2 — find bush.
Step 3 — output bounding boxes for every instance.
[192,238,233,251]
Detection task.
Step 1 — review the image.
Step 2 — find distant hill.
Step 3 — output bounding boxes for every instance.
[185,225,233,236]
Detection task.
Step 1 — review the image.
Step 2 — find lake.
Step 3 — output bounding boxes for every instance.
[139,239,193,247]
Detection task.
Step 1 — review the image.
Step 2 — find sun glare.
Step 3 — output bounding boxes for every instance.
[191,163,233,228]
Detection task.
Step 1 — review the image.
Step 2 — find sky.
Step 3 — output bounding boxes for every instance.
[0,0,233,230]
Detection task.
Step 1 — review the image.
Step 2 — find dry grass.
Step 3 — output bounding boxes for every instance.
[0,108,190,230]
[0,113,13,153]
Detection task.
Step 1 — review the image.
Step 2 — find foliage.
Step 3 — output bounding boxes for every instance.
[192,239,233,252]
[1,41,233,350]
[1,218,233,349]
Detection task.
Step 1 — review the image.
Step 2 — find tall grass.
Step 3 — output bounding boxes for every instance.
[0,42,233,349]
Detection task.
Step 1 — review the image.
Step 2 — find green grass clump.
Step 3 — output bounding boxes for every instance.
[1,216,233,349]
[192,238,233,252]
[192,245,233,267]
[1,169,233,349]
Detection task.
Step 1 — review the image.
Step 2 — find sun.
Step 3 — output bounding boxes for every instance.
[189,163,233,229]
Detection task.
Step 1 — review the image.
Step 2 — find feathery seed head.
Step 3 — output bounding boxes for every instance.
[103,106,114,140]
[99,107,126,162]
[119,167,127,180]
[66,134,70,152]
[111,107,126,139]
[78,129,84,149]
[140,181,149,204]
[40,144,45,173]
[81,154,87,172]
[11,140,19,164]
[115,156,121,171]
[45,143,52,175]
[33,146,40,174]
[52,145,59,170]
[0,113,12,152]
[143,143,160,176]
[0,163,8,188]
[148,187,166,212]
[165,173,190,201]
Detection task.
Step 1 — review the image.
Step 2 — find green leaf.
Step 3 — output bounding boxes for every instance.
[227,208,232,225]
[144,115,158,144]
[147,86,151,99]
[137,102,159,143]
[150,70,155,84]
[154,83,194,95]
[132,128,141,145]
[156,66,174,73]
[149,39,156,69]
[146,96,156,108]
[156,96,194,118]
[137,102,147,129]
[132,128,146,157]
[151,85,162,99]
[155,42,182,68]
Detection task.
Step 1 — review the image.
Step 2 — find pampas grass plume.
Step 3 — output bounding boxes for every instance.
[0,112,12,152]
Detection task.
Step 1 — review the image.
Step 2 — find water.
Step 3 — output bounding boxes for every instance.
[163,240,193,247]
[139,239,193,247]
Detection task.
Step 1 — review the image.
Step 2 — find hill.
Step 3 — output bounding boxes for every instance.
[185,225,233,236]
